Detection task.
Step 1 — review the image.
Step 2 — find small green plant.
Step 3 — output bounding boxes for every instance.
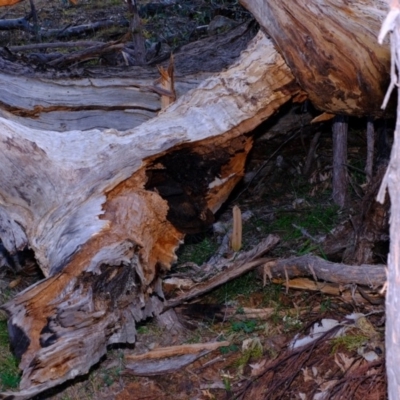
[0,356,20,389]
[320,298,332,312]
[230,320,257,334]
[262,283,282,307]
[282,315,303,332]
[101,366,122,387]
[219,344,239,354]
[222,376,231,391]
[235,338,263,368]
[136,325,150,335]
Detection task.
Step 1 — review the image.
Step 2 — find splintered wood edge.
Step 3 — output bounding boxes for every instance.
[0,30,299,399]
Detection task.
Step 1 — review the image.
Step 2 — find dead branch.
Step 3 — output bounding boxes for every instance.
[8,41,105,51]
[47,41,125,67]
[261,254,386,288]
[123,340,230,376]
[125,341,230,362]
[0,15,32,32]
[0,17,128,37]
[165,234,280,310]
[41,19,129,39]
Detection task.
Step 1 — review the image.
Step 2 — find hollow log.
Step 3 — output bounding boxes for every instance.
[0,31,299,399]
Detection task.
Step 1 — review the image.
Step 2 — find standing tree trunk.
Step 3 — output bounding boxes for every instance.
[366,118,375,183]
[378,5,400,399]
[127,0,146,65]
[332,115,348,207]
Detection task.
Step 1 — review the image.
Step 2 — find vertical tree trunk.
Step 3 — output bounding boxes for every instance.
[380,110,400,400]
[365,118,375,183]
[127,0,146,65]
[378,7,400,399]
[332,115,348,207]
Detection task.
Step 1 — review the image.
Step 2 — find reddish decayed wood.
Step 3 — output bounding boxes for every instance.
[0,0,23,5]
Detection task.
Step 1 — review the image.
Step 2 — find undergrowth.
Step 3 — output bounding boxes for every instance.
[0,320,20,390]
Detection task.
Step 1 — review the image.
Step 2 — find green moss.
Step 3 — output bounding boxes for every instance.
[330,334,368,354]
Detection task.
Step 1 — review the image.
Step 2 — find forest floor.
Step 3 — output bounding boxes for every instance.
[0,0,388,399]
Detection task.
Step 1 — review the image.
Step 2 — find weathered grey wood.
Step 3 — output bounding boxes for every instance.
[166,235,280,310]
[0,31,300,399]
[0,20,256,131]
[0,73,210,131]
[262,254,386,287]
[378,7,400,399]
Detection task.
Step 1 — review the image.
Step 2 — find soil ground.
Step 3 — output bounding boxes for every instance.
[0,1,388,399]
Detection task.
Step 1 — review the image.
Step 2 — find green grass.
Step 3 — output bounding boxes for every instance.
[0,320,21,390]
[261,283,282,307]
[210,271,262,303]
[269,203,339,241]
[177,236,219,266]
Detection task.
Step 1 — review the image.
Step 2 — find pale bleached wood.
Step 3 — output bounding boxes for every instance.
[378,5,400,399]
[0,31,299,399]
[0,73,211,131]
[123,341,230,376]
[0,21,255,132]
[240,0,390,116]
[125,341,230,361]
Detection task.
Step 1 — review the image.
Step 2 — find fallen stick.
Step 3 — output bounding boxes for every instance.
[165,234,280,310]
[125,341,230,361]
[8,41,105,51]
[124,341,230,376]
[261,254,386,288]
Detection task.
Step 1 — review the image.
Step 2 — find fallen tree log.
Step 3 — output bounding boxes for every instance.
[0,31,299,399]
[0,21,256,132]
[241,0,390,116]
[0,0,393,397]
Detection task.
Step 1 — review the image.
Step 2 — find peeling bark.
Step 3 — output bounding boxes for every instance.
[0,31,299,399]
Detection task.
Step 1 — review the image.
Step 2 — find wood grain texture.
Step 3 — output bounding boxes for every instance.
[0,31,300,399]
[241,0,390,116]
[0,73,207,131]
[0,20,256,132]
